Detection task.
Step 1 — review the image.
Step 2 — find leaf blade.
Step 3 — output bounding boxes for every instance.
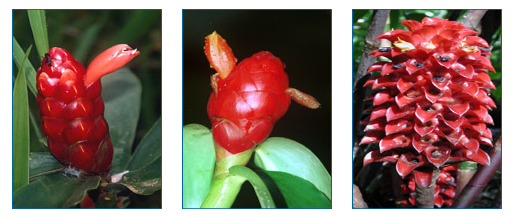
[13,45,32,193]
[12,36,37,96]
[254,137,332,200]
[264,171,331,208]
[182,124,216,208]
[101,68,142,174]
[125,117,162,171]
[27,10,49,59]
[13,172,100,208]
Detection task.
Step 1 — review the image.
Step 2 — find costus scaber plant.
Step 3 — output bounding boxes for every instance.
[37,44,139,173]
[13,10,162,208]
[356,13,500,208]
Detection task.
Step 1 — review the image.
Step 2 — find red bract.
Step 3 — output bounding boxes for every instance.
[361,17,496,178]
[37,45,139,173]
[401,165,458,208]
[205,32,320,157]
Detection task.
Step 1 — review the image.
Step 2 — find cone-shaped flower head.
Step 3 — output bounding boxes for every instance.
[360,17,496,178]
[204,32,320,158]
[37,45,139,173]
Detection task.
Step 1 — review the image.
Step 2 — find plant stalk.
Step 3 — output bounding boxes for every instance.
[415,168,440,208]
[200,148,253,208]
[451,136,501,208]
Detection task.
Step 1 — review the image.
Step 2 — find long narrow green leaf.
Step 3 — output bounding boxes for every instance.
[13,36,37,96]
[27,10,49,60]
[229,165,275,208]
[13,46,32,193]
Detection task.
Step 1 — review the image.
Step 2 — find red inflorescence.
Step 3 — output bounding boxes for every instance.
[37,45,139,173]
[37,47,113,173]
[207,51,292,154]
[361,18,496,179]
[205,32,319,156]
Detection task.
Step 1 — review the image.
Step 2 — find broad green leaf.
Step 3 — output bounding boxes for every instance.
[102,69,141,174]
[183,124,215,208]
[13,172,100,208]
[254,137,331,200]
[229,165,275,208]
[264,171,331,208]
[13,45,32,193]
[29,152,63,180]
[27,10,49,60]
[125,117,162,171]
[116,157,161,195]
[13,36,37,96]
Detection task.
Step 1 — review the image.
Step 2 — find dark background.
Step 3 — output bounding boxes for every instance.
[183,10,332,207]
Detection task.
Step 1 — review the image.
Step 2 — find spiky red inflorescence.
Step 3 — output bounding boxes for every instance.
[37,45,139,173]
[205,32,319,157]
[360,17,496,179]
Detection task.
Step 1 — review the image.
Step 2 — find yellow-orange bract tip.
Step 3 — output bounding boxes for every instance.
[205,31,237,79]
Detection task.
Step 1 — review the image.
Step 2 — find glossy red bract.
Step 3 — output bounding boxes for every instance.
[37,47,113,173]
[208,51,291,154]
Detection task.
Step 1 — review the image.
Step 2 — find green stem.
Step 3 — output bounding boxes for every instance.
[200,148,254,208]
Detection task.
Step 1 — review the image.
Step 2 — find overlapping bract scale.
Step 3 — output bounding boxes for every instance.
[360,17,496,178]
[37,48,113,173]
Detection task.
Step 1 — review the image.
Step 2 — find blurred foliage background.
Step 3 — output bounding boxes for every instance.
[352,10,501,208]
[13,10,162,207]
[183,10,332,208]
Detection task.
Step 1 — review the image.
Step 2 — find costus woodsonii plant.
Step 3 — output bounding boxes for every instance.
[36,44,139,173]
[359,17,496,199]
[205,32,320,160]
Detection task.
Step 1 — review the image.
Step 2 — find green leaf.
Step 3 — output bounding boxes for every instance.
[116,157,161,195]
[29,152,64,180]
[13,45,32,193]
[264,171,331,208]
[101,68,142,174]
[183,124,216,208]
[13,36,37,96]
[229,165,275,208]
[254,137,331,200]
[13,172,100,208]
[125,117,162,171]
[27,10,49,60]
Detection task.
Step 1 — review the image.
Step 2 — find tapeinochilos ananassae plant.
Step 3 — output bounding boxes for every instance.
[359,17,496,208]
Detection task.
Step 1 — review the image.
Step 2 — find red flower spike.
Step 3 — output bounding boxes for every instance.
[205,32,319,155]
[360,18,496,192]
[84,44,140,87]
[37,45,138,173]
